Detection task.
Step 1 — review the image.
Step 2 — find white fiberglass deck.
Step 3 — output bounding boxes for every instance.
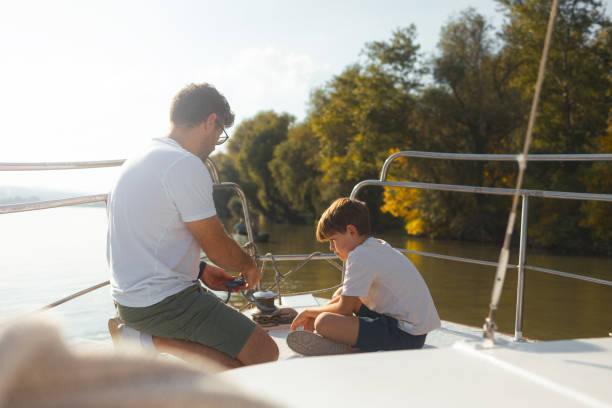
[243,294,515,360]
[225,294,612,407]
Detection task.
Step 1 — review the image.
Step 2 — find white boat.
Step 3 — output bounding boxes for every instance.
[1,5,611,402]
[218,149,612,407]
[2,149,611,407]
[224,294,612,408]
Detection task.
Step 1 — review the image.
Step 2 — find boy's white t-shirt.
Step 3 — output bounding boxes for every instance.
[107,138,216,307]
[342,237,441,335]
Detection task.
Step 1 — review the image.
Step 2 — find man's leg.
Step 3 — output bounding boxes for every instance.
[116,285,278,368]
[152,336,242,370]
[236,325,279,365]
[152,324,278,370]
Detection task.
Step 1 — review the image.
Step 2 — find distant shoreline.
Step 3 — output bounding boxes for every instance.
[0,186,106,207]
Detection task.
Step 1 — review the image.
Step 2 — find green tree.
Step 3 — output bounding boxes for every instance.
[382,10,525,241]
[579,111,612,255]
[226,111,294,220]
[497,0,612,252]
[269,122,322,221]
[308,26,422,220]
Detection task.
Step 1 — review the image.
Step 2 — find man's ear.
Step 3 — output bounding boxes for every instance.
[205,113,217,130]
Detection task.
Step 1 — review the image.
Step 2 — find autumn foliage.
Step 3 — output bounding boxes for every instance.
[214,0,611,255]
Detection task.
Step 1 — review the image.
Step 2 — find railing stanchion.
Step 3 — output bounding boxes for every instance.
[514,195,528,341]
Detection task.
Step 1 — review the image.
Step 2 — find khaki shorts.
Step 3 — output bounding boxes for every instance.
[115,284,255,358]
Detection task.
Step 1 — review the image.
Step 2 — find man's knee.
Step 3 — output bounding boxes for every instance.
[236,325,279,365]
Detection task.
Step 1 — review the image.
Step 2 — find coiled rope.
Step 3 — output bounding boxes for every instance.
[239,252,344,312]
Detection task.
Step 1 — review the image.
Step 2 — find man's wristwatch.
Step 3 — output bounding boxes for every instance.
[198,261,207,281]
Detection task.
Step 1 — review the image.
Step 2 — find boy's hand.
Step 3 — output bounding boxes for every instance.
[302,316,316,332]
[290,309,317,331]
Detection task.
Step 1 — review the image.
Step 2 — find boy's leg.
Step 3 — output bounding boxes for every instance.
[314,297,362,345]
[351,306,427,351]
[314,313,359,346]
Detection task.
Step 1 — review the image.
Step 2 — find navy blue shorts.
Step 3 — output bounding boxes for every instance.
[354,305,427,352]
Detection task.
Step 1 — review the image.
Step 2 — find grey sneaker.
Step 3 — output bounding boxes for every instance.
[287,331,350,356]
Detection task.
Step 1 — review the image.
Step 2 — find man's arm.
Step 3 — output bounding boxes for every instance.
[187,215,260,288]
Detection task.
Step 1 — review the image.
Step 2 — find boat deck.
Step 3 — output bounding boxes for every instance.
[243,294,516,360]
[227,294,612,407]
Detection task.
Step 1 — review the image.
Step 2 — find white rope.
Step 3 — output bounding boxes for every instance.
[484,0,560,342]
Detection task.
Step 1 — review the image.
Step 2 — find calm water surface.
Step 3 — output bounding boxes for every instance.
[248,223,611,341]
[1,207,610,348]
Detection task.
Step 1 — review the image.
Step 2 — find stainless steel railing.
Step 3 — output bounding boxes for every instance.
[0,160,125,171]
[351,151,612,341]
[2,152,611,341]
[0,157,257,250]
[0,156,262,309]
[0,158,222,213]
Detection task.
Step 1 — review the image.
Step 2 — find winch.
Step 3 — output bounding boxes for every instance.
[225,280,297,327]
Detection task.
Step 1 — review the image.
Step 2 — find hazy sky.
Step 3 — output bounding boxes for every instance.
[1,0,609,192]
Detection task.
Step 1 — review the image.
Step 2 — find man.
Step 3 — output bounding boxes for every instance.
[107,83,278,369]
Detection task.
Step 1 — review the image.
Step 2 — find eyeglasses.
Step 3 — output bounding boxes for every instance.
[216,121,230,145]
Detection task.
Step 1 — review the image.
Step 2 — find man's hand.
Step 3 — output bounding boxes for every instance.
[202,264,245,292]
[242,264,261,290]
[187,216,258,283]
[290,309,318,331]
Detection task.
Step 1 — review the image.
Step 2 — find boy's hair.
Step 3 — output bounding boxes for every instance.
[170,83,235,128]
[316,198,371,241]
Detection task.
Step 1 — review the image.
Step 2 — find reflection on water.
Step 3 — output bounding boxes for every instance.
[245,223,612,341]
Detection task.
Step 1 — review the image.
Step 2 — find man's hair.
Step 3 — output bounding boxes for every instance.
[170,83,235,128]
[316,198,371,242]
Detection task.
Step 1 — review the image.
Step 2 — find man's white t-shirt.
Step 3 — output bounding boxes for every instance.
[342,237,441,335]
[107,138,216,307]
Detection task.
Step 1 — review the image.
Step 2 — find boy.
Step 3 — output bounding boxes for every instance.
[288,198,440,355]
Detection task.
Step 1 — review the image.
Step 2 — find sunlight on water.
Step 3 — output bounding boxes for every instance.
[0,207,115,348]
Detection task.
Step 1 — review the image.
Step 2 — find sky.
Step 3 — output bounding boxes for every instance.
[1,0,610,194]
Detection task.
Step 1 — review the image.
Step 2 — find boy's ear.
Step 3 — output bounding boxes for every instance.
[346,224,358,236]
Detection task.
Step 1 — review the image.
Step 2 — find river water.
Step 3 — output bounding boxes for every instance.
[0,207,610,347]
[246,222,611,341]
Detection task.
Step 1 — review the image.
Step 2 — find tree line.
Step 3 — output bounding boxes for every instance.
[213,0,611,256]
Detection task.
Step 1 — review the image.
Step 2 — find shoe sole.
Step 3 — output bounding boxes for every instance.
[287,331,349,356]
